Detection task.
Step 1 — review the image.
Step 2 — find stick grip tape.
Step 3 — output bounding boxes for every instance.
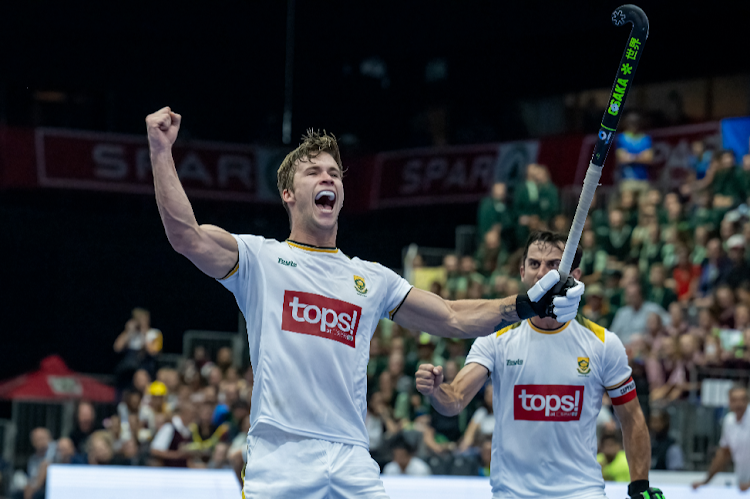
[559,162,602,280]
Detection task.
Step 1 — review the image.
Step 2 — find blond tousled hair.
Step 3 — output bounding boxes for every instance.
[277,130,344,222]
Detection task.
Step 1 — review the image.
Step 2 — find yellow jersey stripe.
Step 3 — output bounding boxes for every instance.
[219,261,240,280]
[527,319,571,335]
[286,240,339,253]
[575,314,606,343]
[496,321,522,338]
[241,463,246,499]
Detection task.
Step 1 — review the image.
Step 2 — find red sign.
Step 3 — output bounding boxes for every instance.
[574,121,721,187]
[514,385,584,421]
[281,290,362,348]
[371,142,540,208]
[35,128,272,202]
[0,121,728,207]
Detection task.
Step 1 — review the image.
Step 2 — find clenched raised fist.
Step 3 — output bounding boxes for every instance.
[145,107,182,152]
[415,364,444,397]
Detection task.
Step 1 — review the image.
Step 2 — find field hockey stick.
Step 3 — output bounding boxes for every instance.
[558,4,650,280]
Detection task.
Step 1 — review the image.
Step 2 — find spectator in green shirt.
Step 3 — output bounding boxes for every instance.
[597,433,631,482]
[691,225,710,266]
[513,163,559,227]
[708,150,743,206]
[476,182,515,249]
[688,190,720,232]
[645,263,677,310]
[599,209,632,262]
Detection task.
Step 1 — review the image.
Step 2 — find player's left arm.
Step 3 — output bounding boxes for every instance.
[603,327,664,498]
[394,270,584,339]
[609,380,664,498]
[394,288,519,338]
[611,394,650,480]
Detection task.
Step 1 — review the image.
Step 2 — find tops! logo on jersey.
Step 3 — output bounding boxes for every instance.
[514,385,584,421]
[281,290,362,348]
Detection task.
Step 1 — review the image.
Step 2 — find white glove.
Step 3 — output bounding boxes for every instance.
[517,270,585,322]
[550,271,585,322]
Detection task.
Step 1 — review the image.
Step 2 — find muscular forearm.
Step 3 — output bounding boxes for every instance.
[621,409,651,481]
[451,296,521,332]
[151,149,201,252]
[429,383,465,417]
[435,296,520,339]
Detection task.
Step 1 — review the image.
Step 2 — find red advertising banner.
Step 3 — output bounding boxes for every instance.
[34,128,282,202]
[0,121,730,208]
[371,141,539,208]
[574,121,721,188]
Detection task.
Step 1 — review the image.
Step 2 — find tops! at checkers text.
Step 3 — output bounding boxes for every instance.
[218,235,412,448]
[466,316,632,499]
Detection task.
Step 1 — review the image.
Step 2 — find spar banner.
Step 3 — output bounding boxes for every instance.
[574,121,722,188]
[370,141,540,208]
[1,121,730,206]
[34,128,287,202]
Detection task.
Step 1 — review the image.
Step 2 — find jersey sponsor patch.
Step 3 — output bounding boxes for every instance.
[607,376,637,405]
[514,385,584,421]
[281,290,362,348]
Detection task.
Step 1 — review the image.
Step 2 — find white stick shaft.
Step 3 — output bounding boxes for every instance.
[559,162,603,280]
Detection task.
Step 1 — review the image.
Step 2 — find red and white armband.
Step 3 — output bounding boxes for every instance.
[607,376,637,405]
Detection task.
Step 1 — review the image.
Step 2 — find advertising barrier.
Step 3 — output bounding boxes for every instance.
[33,128,286,202]
[0,119,741,209]
[46,465,742,499]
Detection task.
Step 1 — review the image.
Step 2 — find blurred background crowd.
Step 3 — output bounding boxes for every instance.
[4,121,750,499]
[1,2,750,496]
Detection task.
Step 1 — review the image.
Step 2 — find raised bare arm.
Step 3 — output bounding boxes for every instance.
[395,270,584,339]
[146,107,238,278]
[395,288,520,339]
[415,362,489,416]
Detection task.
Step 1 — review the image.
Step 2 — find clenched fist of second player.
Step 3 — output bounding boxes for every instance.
[415,364,444,397]
[516,270,585,323]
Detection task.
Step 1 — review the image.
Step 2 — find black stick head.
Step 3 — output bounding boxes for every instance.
[612,4,649,39]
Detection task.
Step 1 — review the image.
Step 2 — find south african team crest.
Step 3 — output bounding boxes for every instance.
[577,357,591,376]
[354,275,368,296]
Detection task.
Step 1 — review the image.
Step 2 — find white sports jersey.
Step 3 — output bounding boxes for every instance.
[466,316,632,499]
[219,235,412,449]
[719,405,750,484]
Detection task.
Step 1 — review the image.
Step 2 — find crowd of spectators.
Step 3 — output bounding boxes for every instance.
[8,344,252,498]
[7,128,750,494]
[401,129,750,479]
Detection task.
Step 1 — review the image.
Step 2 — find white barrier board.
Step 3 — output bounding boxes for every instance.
[47,465,742,499]
[381,475,743,499]
[47,465,241,499]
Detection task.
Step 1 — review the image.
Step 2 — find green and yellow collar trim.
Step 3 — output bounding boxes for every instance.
[286,240,339,254]
[527,319,571,335]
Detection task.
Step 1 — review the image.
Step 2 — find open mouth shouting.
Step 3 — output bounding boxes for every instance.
[315,190,336,213]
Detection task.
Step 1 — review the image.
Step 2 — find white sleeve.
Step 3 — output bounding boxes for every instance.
[601,331,632,388]
[217,234,265,293]
[719,413,732,449]
[465,336,496,374]
[150,423,175,451]
[379,266,413,321]
[609,310,626,338]
[382,462,401,475]
[410,458,432,476]
[471,407,489,425]
[666,443,685,470]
